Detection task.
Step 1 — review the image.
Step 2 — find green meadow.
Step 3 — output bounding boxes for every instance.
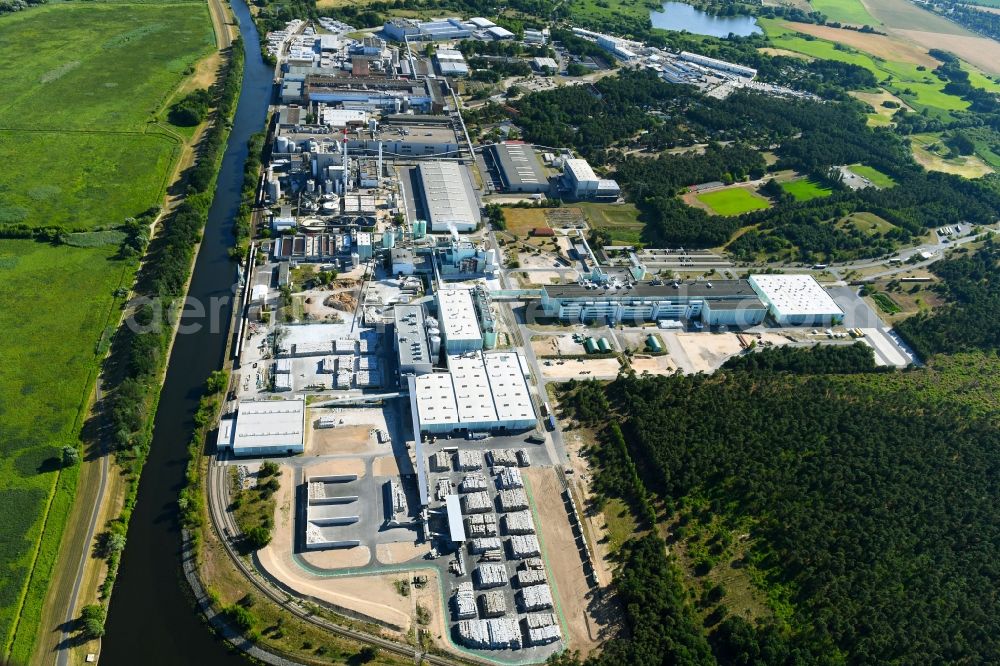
[0,0,214,659]
[849,164,897,188]
[697,188,771,215]
[809,0,880,26]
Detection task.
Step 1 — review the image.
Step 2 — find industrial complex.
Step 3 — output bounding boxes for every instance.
[201,14,920,666]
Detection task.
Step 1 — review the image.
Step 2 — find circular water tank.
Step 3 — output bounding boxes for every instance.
[321,201,338,213]
[427,327,440,337]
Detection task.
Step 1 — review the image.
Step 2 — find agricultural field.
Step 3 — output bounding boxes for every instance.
[848,164,897,188]
[0,241,134,653]
[0,0,215,658]
[809,0,879,26]
[695,187,771,215]
[780,177,833,201]
[578,202,645,244]
[760,19,973,115]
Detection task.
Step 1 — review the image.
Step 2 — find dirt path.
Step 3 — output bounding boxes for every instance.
[525,468,604,656]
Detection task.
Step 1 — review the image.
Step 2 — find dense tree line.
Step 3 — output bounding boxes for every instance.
[895,240,1000,357]
[168,88,213,127]
[721,342,880,374]
[577,358,1000,664]
[107,40,243,475]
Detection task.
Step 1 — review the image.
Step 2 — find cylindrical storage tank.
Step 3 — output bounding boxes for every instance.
[598,337,611,353]
[646,334,662,353]
[306,179,315,193]
[324,179,333,194]
[429,335,442,356]
[427,326,440,339]
[382,230,395,249]
[483,330,497,349]
[276,135,290,152]
[583,338,597,354]
[321,201,337,214]
[425,316,438,328]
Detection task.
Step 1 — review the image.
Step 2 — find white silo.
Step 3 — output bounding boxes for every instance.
[306,179,315,193]
[429,335,442,356]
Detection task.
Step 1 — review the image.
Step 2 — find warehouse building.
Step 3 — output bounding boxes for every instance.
[540,280,767,326]
[383,17,472,41]
[485,143,550,194]
[417,161,481,232]
[438,288,483,353]
[217,399,306,457]
[435,48,469,76]
[748,274,844,326]
[561,158,619,200]
[410,352,535,435]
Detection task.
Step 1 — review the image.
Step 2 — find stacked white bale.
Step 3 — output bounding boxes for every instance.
[523,557,545,571]
[527,623,561,646]
[516,569,547,587]
[503,510,535,535]
[526,612,558,629]
[475,563,508,588]
[466,513,498,537]
[519,584,553,611]
[457,450,482,470]
[498,488,529,512]
[469,537,502,554]
[460,472,488,492]
[457,618,521,650]
[453,582,476,619]
[431,451,451,471]
[488,449,518,467]
[495,466,523,489]
[479,589,507,617]
[462,491,492,514]
[509,534,541,559]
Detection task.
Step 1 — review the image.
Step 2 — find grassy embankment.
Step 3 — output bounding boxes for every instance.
[0,1,214,660]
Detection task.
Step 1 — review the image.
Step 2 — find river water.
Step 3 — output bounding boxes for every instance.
[651,1,762,37]
[100,0,271,662]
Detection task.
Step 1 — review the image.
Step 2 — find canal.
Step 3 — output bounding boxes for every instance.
[101,0,271,662]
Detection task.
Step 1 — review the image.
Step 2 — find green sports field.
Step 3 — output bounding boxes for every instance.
[781,178,833,201]
[696,188,771,215]
[0,0,214,660]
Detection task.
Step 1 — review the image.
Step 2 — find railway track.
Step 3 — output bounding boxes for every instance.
[204,457,478,666]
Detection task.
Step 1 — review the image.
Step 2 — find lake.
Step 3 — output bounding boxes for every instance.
[650,1,762,38]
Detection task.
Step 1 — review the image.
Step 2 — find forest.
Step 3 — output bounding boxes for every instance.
[556,347,1000,664]
[895,240,1000,358]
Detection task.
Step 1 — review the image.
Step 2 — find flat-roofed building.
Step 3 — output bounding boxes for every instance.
[483,352,535,431]
[749,274,844,326]
[448,353,499,431]
[437,288,483,353]
[413,373,459,430]
[394,304,434,375]
[562,158,599,198]
[218,399,306,457]
[417,161,481,232]
[486,143,550,194]
[410,351,536,435]
[540,280,767,326]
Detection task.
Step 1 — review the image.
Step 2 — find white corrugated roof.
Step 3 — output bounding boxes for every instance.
[233,399,304,451]
[750,275,843,317]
